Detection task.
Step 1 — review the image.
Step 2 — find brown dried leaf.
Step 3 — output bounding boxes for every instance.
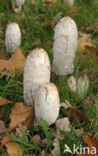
[0,96,13,106]
[77,39,95,54]
[5,141,23,156]
[0,120,8,134]
[79,31,92,42]
[9,102,35,131]
[85,46,98,64]
[1,133,12,147]
[68,107,89,126]
[77,134,98,156]
[0,48,26,74]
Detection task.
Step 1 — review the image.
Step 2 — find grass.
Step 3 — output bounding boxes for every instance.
[0,0,98,155]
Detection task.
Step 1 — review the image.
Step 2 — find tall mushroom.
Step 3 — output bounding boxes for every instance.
[52,16,78,76]
[23,48,51,107]
[12,0,25,11]
[5,23,21,54]
[34,83,60,126]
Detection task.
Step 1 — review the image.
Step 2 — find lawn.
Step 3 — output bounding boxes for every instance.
[0,0,98,155]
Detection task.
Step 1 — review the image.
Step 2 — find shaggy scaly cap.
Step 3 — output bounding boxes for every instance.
[24,48,51,107]
[53,16,78,75]
[34,83,60,126]
[5,23,21,53]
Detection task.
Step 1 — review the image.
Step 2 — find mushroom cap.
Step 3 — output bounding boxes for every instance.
[53,16,78,75]
[34,83,60,126]
[24,48,50,107]
[15,0,25,6]
[5,23,21,53]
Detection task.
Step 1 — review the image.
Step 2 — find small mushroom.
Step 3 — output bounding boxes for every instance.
[68,74,89,97]
[34,83,60,126]
[24,48,50,107]
[68,76,76,92]
[64,0,74,7]
[5,23,21,54]
[12,0,25,11]
[77,74,89,97]
[52,16,78,76]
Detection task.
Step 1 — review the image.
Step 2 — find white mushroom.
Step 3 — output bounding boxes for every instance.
[34,83,60,126]
[68,74,89,97]
[5,23,21,53]
[12,0,25,11]
[24,48,50,107]
[64,0,74,7]
[77,74,89,97]
[52,16,78,75]
[68,76,76,92]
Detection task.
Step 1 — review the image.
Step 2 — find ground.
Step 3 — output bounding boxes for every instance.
[0,0,98,155]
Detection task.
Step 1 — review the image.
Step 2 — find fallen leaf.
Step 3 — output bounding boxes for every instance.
[1,133,12,147]
[0,120,8,134]
[0,48,26,74]
[85,46,98,64]
[0,96,13,106]
[68,107,90,126]
[77,134,98,156]
[77,39,95,54]
[9,102,35,131]
[6,141,23,156]
[79,31,92,42]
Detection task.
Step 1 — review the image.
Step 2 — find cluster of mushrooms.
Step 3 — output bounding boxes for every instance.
[5,4,89,126]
